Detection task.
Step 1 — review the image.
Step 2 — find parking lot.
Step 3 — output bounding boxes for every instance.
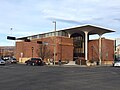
[0,64,120,90]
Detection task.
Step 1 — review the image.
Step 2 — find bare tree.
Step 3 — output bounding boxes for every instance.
[37,44,53,61]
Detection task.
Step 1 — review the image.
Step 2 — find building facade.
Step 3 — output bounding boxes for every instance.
[88,38,114,64]
[15,25,115,65]
[0,46,15,58]
[16,32,74,63]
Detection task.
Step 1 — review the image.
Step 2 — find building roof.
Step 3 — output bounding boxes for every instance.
[61,24,115,35]
[17,24,115,40]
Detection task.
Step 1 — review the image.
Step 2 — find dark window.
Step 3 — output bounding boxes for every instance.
[71,33,84,58]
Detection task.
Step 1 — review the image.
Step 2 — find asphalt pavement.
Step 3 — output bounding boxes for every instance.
[0,64,120,90]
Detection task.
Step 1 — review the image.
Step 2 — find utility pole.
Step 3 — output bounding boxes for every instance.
[53,21,56,65]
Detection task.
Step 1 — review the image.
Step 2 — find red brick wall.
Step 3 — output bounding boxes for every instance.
[16,41,39,59]
[57,37,73,61]
[16,36,114,63]
[15,36,73,62]
[88,38,114,62]
[88,39,99,61]
[101,39,114,61]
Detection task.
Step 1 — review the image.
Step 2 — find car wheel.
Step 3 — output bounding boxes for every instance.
[112,64,114,67]
[26,63,28,65]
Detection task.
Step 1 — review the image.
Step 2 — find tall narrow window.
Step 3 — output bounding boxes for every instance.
[71,33,84,58]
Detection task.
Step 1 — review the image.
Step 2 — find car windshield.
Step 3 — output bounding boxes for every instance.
[114,60,120,63]
[12,58,16,60]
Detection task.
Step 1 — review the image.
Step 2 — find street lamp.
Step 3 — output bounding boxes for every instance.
[32,47,34,58]
[53,21,56,65]
[53,21,56,31]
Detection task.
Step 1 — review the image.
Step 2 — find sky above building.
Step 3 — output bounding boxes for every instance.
[0,0,120,46]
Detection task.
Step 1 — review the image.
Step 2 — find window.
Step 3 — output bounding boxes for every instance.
[32,35,38,39]
[71,33,84,57]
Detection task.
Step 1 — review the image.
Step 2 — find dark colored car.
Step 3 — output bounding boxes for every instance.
[2,56,10,61]
[113,58,120,67]
[25,58,43,66]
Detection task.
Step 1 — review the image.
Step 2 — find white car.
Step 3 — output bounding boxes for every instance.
[113,60,120,67]
[9,58,17,63]
[0,59,5,65]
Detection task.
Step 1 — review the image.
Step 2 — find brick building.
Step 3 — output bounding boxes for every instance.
[0,46,15,58]
[88,38,114,64]
[15,25,115,65]
[16,36,73,63]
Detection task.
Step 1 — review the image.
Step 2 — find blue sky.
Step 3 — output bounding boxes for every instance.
[0,0,120,46]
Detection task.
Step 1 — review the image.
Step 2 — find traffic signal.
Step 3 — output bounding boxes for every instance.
[7,36,16,40]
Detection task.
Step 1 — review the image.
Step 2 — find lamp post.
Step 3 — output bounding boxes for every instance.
[53,21,56,65]
[32,47,34,58]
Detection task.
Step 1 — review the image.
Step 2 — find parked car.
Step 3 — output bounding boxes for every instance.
[25,58,44,66]
[113,60,120,67]
[2,56,10,61]
[0,59,5,65]
[9,58,17,63]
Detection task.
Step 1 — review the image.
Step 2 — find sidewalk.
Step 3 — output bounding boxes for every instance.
[46,64,112,67]
[46,64,87,67]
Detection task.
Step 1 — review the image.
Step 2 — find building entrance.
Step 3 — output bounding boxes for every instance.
[71,33,84,60]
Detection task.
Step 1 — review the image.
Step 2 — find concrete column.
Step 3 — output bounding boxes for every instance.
[84,31,89,60]
[99,35,102,65]
[68,33,71,38]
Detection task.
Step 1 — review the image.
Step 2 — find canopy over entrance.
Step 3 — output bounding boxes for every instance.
[61,24,115,35]
[61,24,115,65]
